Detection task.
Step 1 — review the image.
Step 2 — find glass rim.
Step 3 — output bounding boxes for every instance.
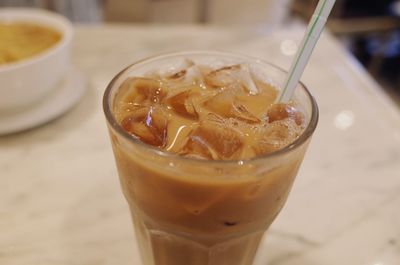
[103,50,319,165]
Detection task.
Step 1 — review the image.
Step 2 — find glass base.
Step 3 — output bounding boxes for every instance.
[132,213,265,265]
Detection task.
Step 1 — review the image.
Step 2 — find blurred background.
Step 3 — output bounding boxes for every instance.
[1,0,399,104]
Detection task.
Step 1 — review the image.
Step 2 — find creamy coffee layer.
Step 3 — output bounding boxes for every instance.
[113,60,305,160]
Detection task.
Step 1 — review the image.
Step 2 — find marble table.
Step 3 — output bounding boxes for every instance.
[1,24,400,265]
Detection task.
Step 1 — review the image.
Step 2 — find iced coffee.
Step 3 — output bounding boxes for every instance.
[103,51,318,265]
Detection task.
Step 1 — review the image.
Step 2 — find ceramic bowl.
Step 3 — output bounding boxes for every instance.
[0,8,73,110]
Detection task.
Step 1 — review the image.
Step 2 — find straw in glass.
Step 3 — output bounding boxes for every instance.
[278,0,337,103]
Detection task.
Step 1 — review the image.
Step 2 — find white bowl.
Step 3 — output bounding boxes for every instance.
[0,8,73,111]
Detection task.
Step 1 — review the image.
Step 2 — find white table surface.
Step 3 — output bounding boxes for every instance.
[1,24,400,265]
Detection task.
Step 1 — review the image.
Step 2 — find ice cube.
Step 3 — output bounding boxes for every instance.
[167,89,200,119]
[204,64,259,94]
[181,135,215,160]
[167,69,187,79]
[266,103,304,125]
[165,59,194,77]
[117,77,165,105]
[205,64,241,89]
[186,64,206,88]
[165,59,193,80]
[240,64,259,95]
[121,106,169,148]
[253,119,301,155]
[203,90,234,117]
[181,114,244,160]
[204,90,260,124]
[164,60,206,89]
[232,104,260,124]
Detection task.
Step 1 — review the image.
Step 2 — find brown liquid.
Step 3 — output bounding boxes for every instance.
[108,61,310,265]
[113,63,305,160]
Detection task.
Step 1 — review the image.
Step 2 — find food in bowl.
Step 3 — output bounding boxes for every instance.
[0,22,62,65]
[0,8,73,110]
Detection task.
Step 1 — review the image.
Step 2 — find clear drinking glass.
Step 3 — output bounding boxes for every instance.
[103,51,318,265]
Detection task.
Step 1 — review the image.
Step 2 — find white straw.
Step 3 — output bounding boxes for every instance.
[279,0,336,103]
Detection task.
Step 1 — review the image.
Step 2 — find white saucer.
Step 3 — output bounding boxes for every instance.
[0,67,86,135]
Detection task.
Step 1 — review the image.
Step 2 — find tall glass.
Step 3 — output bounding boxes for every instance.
[103,51,318,265]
